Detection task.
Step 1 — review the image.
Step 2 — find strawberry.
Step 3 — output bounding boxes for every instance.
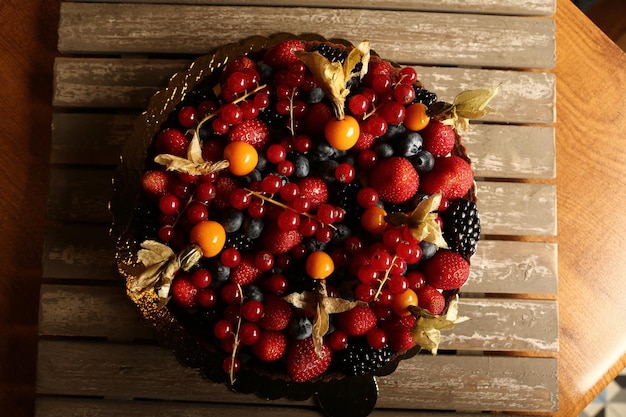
[170,273,197,309]
[263,39,305,69]
[296,177,329,210]
[213,174,240,210]
[362,58,394,86]
[230,254,262,285]
[227,119,270,149]
[368,157,419,203]
[416,284,445,315]
[258,295,292,331]
[303,102,334,136]
[383,314,417,351]
[420,155,474,200]
[252,330,287,362]
[422,250,470,290]
[421,120,455,157]
[155,127,189,157]
[261,222,303,254]
[336,305,377,336]
[353,129,376,150]
[221,56,257,81]
[141,170,172,200]
[286,337,333,382]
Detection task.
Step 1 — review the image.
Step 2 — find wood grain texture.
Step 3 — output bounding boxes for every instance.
[57,3,556,68]
[36,339,558,411]
[38,284,558,351]
[553,2,626,415]
[52,58,556,124]
[64,0,556,16]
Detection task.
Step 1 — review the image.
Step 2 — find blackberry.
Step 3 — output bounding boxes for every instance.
[312,42,363,75]
[225,231,254,251]
[340,338,394,377]
[335,182,362,227]
[313,42,349,63]
[413,86,438,107]
[441,199,481,259]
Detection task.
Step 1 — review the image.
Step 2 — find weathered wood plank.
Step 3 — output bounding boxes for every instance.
[62,0,556,17]
[51,113,556,178]
[47,168,113,222]
[38,284,558,351]
[34,396,528,417]
[42,224,117,280]
[43,224,557,292]
[466,240,558,294]
[36,339,558,411]
[52,58,556,124]
[476,182,557,236]
[51,113,134,165]
[57,3,556,69]
[46,168,557,236]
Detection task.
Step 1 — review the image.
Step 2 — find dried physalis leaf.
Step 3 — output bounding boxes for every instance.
[434,84,502,131]
[295,41,370,119]
[284,280,362,356]
[385,193,448,249]
[154,132,230,176]
[132,241,203,306]
[409,296,469,354]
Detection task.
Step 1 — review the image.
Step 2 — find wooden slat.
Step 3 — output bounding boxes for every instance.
[51,113,556,178]
[36,339,558,411]
[46,168,557,236]
[38,284,558,352]
[42,224,117,280]
[64,0,556,17]
[57,3,556,69]
[47,168,113,222]
[51,113,133,165]
[476,182,556,236]
[34,396,528,417]
[466,240,558,294]
[52,58,556,125]
[42,224,557,292]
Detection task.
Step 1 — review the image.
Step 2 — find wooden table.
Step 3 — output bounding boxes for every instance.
[1,0,625,416]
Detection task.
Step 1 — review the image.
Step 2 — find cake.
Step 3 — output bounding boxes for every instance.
[113,34,491,406]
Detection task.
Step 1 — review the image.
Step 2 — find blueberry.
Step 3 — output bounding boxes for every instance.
[294,155,310,177]
[305,87,325,104]
[214,262,230,281]
[259,63,273,84]
[374,141,394,158]
[413,150,435,172]
[256,153,269,173]
[319,160,339,183]
[397,132,423,157]
[383,123,406,141]
[223,209,244,233]
[420,241,437,260]
[289,316,313,340]
[244,169,262,184]
[244,218,264,239]
[332,223,352,242]
[245,284,264,303]
[304,237,328,252]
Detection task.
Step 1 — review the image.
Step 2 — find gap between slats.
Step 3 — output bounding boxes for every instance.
[57,3,555,69]
[35,339,558,412]
[52,58,556,125]
[60,0,556,17]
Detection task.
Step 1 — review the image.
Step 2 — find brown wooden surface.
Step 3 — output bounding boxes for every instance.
[1,1,626,417]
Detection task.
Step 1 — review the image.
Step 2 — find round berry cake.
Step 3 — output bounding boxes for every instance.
[113,34,486,408]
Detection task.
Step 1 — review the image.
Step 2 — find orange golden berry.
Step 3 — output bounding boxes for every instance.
[305,251,335,279]
[189,220,226,258]
[404,103,430,131]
